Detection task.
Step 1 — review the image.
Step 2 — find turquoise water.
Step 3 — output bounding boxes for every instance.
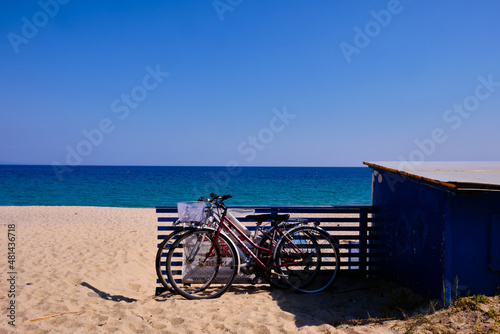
[0,165,372,207]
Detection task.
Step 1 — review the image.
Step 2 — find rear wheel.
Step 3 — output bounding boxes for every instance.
[274,226,339,293]
[166,229,239,299]
[256,231,289,289]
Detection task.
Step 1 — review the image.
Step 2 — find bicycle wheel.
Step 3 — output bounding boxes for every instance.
[156,227,196,293]
[166,229,239,299]
[256,231,290,289]
[274,226,339,293]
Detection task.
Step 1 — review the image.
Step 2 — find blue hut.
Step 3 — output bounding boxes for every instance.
[364,161,500,305]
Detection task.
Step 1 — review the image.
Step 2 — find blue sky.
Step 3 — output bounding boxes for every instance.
[1,0,499,167]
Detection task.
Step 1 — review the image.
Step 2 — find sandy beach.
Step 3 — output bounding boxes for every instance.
[1,206,499,333]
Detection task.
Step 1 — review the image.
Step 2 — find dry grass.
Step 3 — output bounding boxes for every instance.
[328,278,500,334]
[393,294,500,334]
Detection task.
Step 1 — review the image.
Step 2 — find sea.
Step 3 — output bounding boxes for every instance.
[0,165,372,208]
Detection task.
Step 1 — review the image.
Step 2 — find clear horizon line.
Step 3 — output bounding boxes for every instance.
[0,163,368,168]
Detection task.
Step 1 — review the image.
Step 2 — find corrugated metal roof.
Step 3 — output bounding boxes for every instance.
[363,161,500,191]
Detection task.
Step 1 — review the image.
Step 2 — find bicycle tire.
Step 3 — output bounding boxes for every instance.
[256,232,289,289]
[274,226,339,293]
[156,227,196,293]
[166,229,239,299]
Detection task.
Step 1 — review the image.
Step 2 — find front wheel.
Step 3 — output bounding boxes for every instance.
[156,227,196,293]
[274,226,339,293]
[166,229,239,299]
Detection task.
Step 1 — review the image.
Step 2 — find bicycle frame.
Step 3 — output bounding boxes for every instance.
[209,202,307,275]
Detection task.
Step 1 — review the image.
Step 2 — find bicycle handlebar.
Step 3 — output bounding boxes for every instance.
[210,193,232,201]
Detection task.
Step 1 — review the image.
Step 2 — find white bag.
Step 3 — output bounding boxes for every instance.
[177,201,205,222]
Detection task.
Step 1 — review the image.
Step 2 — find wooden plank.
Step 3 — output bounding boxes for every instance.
[157,225,177,231]
[340,243,377,249]
[156,208,178,213]
[158,217,178,222]
[322,226,376,231]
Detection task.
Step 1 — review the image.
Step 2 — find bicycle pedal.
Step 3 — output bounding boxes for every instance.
[246,274,257,285]
[247,276,263,285]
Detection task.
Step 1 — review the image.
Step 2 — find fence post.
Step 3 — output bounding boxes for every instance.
[359,207,368,277]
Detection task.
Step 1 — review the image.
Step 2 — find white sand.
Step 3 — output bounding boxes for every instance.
[3,206,485,333]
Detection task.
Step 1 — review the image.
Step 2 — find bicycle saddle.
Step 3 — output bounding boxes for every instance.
[245,213,290,223]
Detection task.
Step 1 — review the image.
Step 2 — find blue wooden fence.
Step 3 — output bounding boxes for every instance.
[156,206,377,292]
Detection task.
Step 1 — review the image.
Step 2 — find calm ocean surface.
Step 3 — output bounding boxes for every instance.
[0,165,372,207]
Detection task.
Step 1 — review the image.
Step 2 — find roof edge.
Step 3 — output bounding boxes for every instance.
[363,161,458,190]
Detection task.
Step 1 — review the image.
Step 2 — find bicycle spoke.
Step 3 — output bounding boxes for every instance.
[275,226,339,293]
[166,229,239,299]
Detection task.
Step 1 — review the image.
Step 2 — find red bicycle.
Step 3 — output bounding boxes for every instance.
[164,194,340,299]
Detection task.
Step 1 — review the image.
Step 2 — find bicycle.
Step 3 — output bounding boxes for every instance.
[164,194,340,299]
[155,197,288,293]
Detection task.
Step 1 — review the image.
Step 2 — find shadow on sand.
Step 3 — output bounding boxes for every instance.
[230,274,428,329]
[152,274,428,329]
[270,274,428,328]
[81,282,138,303]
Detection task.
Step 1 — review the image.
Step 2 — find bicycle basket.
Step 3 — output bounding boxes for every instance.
[177,201,206,223]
